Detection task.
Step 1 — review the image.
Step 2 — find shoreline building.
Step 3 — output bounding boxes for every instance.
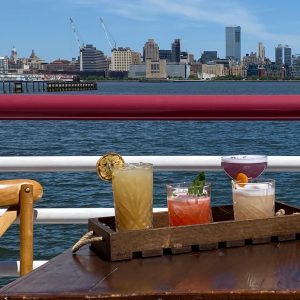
[292,54,300,78]
[171,39,181,63]
[225,26,241,62]
[109,47,141,72]
[78,44,108,73]
[8,46,23,73]
[25,50,45,73]
[275,44,283,65]
[10,46,17,64]
[129,38,189,80]
[159,50,172,62]
[0,57,8,74]
[143,38,166,79]
[284,45,292,66]
[275,44,292,66]
[44,59,77,73]
[200,51,218,64]
[258,42,265,63]
[201,62,225,80]
[159,39,182,63]
[143,39,159,62]
[145,59,167,79]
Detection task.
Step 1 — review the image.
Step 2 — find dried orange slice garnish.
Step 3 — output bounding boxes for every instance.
[96,152,125,181]
[236,172,248,187]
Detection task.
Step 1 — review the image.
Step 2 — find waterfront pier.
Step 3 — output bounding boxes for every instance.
[1,81,98,93]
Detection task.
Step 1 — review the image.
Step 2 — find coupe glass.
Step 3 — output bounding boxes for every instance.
[221,155,268,180]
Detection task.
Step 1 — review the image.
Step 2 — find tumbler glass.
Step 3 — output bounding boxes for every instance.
[112,163,153,231]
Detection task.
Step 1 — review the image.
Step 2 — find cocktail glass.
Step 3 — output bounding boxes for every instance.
[232,179,275,220]
[112,163,153,232]
[221,155,268,180]
[167,182,212,226]
[221,155,274,220]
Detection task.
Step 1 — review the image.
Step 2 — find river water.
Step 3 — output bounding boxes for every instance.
[1,80,300,286]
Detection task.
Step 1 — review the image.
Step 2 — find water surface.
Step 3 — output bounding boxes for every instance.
[1,81,300,286]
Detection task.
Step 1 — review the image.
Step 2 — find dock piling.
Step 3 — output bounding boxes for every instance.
[14,82,23,93]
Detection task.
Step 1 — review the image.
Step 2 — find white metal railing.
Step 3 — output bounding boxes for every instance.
[1,155,299,225]
[1,156,300,172]
[0,261,48,277]
[0,207,167,224]
[1,155,300,278]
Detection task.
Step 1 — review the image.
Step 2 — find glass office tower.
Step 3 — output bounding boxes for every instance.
[225,26,241,62]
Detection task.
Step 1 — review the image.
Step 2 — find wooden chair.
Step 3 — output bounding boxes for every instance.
[0,179,43,276]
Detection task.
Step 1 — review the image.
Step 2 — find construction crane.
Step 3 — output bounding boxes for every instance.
[99,17,117,51]
[70,17,84,71]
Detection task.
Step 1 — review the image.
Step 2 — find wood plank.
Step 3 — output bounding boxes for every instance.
[142,249,163,257]
[171,245,192,254]
[0,207,18,237]
[278,233,296,242]
[226,240,245,247]
[252,237,271,244]
[2,242,300,299]
[198,243,218,251]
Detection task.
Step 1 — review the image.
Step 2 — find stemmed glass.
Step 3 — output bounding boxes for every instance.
[221,155,268,180]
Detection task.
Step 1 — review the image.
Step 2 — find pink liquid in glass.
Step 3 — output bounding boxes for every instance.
[168,195,212,226]
[221,155,267,179]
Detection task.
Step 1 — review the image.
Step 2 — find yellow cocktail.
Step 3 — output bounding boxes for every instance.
[112,163,153,231]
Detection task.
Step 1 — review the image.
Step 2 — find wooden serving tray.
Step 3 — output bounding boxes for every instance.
[88,201,300,261]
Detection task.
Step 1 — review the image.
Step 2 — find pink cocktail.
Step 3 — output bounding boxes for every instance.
[167,182,212,226]
[168,195,212,226]
[221,155,267,179]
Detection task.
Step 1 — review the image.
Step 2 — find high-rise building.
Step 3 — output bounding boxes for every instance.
[284,45,292,66]
[275,44,292,66]
[275,44,283,65]
[171,39,181,63]
[80,44,108,72]
[143,39,159,62]
[110,47,135,71]
[258,42,265,62]
[225,26,241,62]
[10,46,17,63]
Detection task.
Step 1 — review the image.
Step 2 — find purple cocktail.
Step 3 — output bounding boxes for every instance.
[221,155,268,179]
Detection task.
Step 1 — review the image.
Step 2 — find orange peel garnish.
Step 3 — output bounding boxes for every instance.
[236,172,248,187]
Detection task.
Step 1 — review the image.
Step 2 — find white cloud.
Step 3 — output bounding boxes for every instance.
[70,0,299,50]
[71,0,263,31]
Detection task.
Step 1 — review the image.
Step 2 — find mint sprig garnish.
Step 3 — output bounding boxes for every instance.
[188,171,205,196]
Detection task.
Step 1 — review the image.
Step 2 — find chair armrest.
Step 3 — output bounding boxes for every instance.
[0,179,43,206]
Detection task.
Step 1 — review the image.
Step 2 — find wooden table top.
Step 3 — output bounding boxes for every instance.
[1,240,300,299]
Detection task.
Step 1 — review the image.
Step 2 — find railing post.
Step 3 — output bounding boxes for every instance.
[19,184,34,276]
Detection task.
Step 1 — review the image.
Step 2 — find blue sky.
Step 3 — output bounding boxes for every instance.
[1,0,300,62]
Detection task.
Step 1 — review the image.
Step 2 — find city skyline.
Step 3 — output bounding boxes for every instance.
[1,0,300,62]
